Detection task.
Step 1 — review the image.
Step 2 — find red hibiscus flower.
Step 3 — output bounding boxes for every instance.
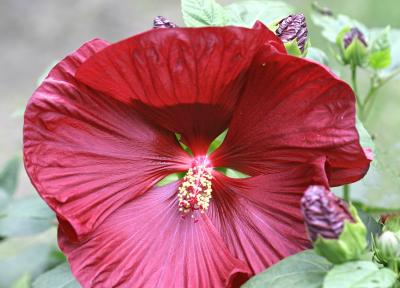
[23,22,370,288]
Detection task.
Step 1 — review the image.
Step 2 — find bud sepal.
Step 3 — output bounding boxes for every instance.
[382,214,400,233]
[373,231,400,273]
[313,205,368,264]
[283,38,310,57]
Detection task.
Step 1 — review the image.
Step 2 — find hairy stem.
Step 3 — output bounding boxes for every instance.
[363,67,400,121]
[363,86,378,122]
[351,66,362,113]
[343,184,350,202]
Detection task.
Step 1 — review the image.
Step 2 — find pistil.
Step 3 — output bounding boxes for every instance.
[178,156,213,218]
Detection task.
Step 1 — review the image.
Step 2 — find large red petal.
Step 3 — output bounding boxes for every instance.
[59,182,251,288]
[212,48,370,186]
[207,161,328,273]
[24,40,190,240]
[76,23,284,155]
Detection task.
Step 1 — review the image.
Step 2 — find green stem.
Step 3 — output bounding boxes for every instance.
[363,67,400,121]
[351,66,362,113]
[388,259,399,275]
[363,87,378,121]
[343,66,358,203]
[343,184,350,202]
[382,66,400,85]
[362,75,378,121]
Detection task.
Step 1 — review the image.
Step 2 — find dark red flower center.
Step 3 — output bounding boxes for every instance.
[178,156,213,219]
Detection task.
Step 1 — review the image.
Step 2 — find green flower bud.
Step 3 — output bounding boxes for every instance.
[374,231,400,268]
[336,27,368,67]
[380,232,400,258]
[301,186,367,264]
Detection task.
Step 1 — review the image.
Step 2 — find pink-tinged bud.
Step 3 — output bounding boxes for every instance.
[301,185,354,241]
[276,14,308,53]
[343,27,368,49]
[153,16,177,29]
[373,231,400,269]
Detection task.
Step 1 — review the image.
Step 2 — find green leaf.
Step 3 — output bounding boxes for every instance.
[372,27,400,79]
[242,250,331,288]
[225,0,294,27]
[33,263,80,288]
[369,49,391,70]
[311,13,368,44]
[0,189,9,211]
[0,156,20,196]
[323,261,397,288]
[181,0,227,27]
[0,196,55,237]
[356,208,382,246]
[0,228,58,288]
[369,27,391,69]
[350,145,400,210]
[356,116,375,150]
[11,274,31,288]
[49,250,67,265]
[351,115,400,209]
[349,117,400,209]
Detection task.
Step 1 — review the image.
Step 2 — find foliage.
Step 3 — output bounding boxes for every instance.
[0,155,20,198]
[181,0,228,26]
[180,0,400,286]
[0,228,60,288]
[33,263,79,288]
[313,206,367,264]
[0,196,54,237]
[224,0,293,27]
[181,0,294,28]
[242,250,331,288]
[323,261,397,288]
[368,27,391,70]
[0,158,60,287]
[311,5,400,212]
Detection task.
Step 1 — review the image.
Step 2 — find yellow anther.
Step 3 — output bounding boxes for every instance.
[177,156,213,218]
